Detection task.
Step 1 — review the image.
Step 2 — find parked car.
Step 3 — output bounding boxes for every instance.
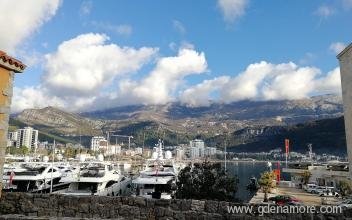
[319,189,340,197]
[305,184,318,193]
[268,195,301,206]
[338,199,352,209]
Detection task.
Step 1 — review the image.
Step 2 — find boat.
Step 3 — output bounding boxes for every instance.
[132,139,177,199]
[58,161,132,196]
[2,162,68,192]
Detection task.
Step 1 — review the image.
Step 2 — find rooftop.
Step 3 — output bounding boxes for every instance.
[0,50,26,73]
[337,43,352,60]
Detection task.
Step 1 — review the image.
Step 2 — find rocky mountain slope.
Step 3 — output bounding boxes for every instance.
[206,116,347,155]
[10,94,347,154]
[15,106,104,136]
[82,94,343,134]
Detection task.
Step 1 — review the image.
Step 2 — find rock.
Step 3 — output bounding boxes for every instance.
[191,200,205,212]
[180,200,191,211]
[204,200,218,213]
[155,199,171,207]
[134,197,146,207]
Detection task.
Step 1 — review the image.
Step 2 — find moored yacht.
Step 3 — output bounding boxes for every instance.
[58,161,132,196]
[132,139,177,199]
[3,162,66,192]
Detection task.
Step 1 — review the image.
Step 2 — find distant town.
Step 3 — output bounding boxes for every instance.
[6,126,346,163]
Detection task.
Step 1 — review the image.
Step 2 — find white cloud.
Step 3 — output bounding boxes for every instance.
[217,0,249,23]
[329,42,347,55]
[80,1,93,16]
[220,61,277,101]
[315,5,335,18]
[181,61,341,106]
[0,0,61,53]
[91,21,133,36]
[180,76,230,107]
[11,86,65,113]
[173,20,186,34]
[42,33,158,97]
[11,86,99,113]
[117,48,208,105]
[315,67,341,94]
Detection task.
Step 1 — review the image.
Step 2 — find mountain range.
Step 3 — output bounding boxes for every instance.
[10,94,347,155]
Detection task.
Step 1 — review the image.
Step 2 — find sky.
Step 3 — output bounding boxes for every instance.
[0,0,351,113]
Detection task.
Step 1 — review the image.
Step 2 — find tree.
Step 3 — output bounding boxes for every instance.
[6,146,29,155]
[300,170,311,184]
[259,171,276,202]
[175,161,238,201]
[339,180,352,198]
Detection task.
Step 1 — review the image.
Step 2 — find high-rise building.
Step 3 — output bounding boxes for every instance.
[8,127,38,149]
[190,139,205,148]
[338,43,352,177]
[90,136,107,151]
[189,139,205,158]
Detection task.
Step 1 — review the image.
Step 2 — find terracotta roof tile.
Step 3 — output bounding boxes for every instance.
[0,50,26,72]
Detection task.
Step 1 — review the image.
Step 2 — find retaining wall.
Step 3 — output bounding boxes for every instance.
[0,193,350,219]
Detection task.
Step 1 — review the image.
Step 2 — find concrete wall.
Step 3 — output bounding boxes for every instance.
[338,44,352,178]
[0,68,14,194]
[0,193,348,220]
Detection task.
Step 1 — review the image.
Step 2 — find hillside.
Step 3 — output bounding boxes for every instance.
[206,117,347,156]
[10,94,347,155]
[16,106,104,136]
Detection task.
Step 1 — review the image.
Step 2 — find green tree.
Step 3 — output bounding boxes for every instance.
[339,180,352,198]
[175,161,238,201]
[64,147,76,158]
[259,171,276,202]
[301,170,311,185]
[6,146,29,155]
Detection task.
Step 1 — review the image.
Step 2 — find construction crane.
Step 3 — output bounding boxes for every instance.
[107,132,134,150]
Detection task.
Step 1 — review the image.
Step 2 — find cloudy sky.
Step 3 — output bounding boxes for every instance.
[0,0,351,113]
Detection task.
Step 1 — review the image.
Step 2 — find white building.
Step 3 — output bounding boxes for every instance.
[189,139,205,158]
[135,147,143,155]
[190,139,205,148]
[205,147,217,156]
[91,136,107,151]
[283,162,349,188]
[8,127,38,149]
[176,148,185,160]
[189,147,199,159]
[104,145,121,156]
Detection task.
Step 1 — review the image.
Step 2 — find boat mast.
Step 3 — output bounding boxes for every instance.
[50,139,55,193]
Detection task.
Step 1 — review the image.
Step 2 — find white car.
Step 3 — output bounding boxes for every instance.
[305,184,318,193]
[338,199,352,209]
[319,189,340,197]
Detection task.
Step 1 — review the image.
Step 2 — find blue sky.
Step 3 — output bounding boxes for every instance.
[0,0,351,112]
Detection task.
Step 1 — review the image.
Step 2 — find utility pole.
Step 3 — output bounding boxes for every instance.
[224,132,227,172]
[308,143,313,166]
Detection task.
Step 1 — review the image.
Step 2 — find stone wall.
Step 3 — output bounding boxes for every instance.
[0,193,350,219]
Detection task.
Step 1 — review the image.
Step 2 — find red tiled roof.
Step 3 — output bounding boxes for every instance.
[0,50,26,72]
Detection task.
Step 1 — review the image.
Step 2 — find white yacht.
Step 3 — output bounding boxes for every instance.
[3,162,65,192]
[132,139,177,199]
[58,162,132,196]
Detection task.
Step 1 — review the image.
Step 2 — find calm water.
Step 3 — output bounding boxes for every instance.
[225,161,290,202]
[123,161,290,202]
